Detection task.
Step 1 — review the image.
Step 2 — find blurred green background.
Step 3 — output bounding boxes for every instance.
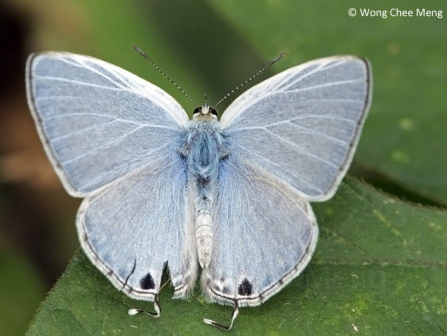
[0,0,446,335]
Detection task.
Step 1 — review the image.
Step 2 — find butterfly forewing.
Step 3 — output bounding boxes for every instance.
[26,53,189,196]
[220,56,371,201]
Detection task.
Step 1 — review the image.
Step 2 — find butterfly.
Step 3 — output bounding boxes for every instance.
[26,50,371,330]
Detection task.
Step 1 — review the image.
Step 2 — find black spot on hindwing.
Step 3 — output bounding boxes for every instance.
[238,278,253,296]
[140,273,155,290]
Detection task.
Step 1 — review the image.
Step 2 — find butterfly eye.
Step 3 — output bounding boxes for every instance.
[192,106,218,117]
[209,107,218,116]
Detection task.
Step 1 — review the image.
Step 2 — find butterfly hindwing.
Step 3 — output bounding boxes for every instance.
[202,155,318,307]
[77,153,197,301]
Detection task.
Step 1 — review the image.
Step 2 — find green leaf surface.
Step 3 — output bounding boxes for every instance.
[0,252,46,336]
[206,0,447,205]
[27,179,447,335]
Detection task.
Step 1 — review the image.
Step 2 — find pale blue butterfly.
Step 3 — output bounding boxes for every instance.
[25,49,371,330]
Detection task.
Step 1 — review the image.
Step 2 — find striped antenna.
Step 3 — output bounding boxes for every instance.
[132,44,198,107]
[214,53,286,108]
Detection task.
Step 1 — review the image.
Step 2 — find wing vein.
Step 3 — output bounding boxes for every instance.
[34,75,129,91]
[60,125,146,165]
[283,78,363,93]
[270,59,344,92]
[52,119,120,141]
[44,112,179,131]
[83,145,173,190]
[262,128,339,169]
[58,56,128,90]
[232,146,324,194]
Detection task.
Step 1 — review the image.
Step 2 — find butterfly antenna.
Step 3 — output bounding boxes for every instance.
[214,53,285,108]
[132,44,198,107]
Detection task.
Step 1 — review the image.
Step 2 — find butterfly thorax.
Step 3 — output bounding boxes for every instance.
[181,120,228,268]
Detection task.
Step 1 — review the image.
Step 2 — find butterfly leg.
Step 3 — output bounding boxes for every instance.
[203,302,239,330]
[128,295,161,318]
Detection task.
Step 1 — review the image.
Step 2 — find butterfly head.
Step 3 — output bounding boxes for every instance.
[193,102,218,121]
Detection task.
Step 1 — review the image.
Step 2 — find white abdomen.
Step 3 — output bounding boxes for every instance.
[196,211,213,268]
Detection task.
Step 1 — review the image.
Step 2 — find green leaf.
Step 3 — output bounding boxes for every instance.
[0,252,46,336]
[26,179,447,335]
[206,0,447,204]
